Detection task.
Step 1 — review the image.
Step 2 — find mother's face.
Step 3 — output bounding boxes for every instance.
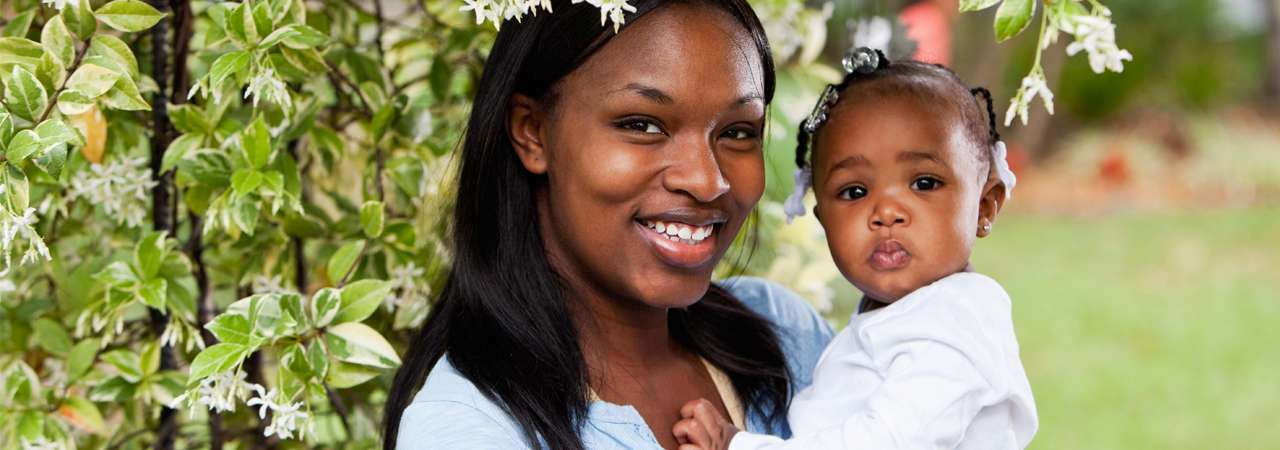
[509,3,767,309]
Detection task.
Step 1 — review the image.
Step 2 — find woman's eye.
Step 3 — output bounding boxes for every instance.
[619,119,663,135]
[838,186,867,200]
[912,177,943,191]
[722,128,758,140]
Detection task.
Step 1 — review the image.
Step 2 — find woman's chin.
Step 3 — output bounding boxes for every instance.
[627,275,713,310]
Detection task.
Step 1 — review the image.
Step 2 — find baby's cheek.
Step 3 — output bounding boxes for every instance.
[822,220,864,281]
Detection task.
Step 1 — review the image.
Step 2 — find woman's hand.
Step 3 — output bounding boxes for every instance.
[673,398,740,450]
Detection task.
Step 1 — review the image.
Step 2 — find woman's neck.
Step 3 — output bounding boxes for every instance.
[570,288,686,376]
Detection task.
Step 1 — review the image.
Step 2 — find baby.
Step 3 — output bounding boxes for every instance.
[673,48,1037,450]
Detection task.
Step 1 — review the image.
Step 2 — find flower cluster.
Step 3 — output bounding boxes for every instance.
[247,385,312,440]
[1005,70,1054,126]
[0,205,51,275]
[251,274,295,295]
[20,436,65,450]
[67,156,157,229]
[1061,12,1132,74]
[461,0,636,32]
[172,370,257,414]
[1005,1,1131,127]
[245,68,293,110]
[171,371,313,441]
[754,1,833,64]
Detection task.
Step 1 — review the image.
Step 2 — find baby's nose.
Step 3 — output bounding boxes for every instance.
[868,199,910,230]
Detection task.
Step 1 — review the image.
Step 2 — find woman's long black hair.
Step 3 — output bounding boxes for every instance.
[382,2,792,449]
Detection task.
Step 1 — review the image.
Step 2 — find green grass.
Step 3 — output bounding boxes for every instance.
[961,208,1280,450]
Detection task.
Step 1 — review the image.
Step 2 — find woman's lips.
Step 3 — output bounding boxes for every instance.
[868,239,910,271]
[635,220,718,270]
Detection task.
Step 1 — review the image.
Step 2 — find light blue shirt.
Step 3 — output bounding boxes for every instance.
[396,277,835,449]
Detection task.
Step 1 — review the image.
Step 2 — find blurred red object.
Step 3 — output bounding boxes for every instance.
[1098,150,1131,186]
[1005,142,1029,179]
[899,0,953,65]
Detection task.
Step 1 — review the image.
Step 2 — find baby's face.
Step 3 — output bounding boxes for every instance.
[811,95,992,303]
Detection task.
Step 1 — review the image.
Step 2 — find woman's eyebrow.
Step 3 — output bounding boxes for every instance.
[608,83,674,104]
[735,93,764,105]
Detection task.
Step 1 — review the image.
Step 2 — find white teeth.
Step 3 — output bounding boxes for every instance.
[642,220,715,243]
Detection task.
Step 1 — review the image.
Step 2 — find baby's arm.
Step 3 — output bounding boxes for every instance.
[673,399,740,450]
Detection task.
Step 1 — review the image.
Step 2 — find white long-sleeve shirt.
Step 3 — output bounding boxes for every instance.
[731,272,1037,450]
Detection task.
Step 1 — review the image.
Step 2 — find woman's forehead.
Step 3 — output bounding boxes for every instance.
[561,4,765,106]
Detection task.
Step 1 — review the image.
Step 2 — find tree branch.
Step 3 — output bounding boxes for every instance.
[36,38,91,124]
[147,0,179,447]
[324,383,352,438]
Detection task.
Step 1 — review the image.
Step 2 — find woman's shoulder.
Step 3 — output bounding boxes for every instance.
[718,276,834,339]
[396,355,529,449]
[717,276,835,388]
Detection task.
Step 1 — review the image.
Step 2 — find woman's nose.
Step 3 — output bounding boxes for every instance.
[868,196,910,230]
[661,136,730,203]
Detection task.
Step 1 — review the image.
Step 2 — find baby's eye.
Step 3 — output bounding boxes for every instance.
[911,177,943,191]
[618,118,664,135]
[838,185,867,200]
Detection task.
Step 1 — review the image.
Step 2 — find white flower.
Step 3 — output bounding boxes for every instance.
[67,156,156,229]
[245,68,292,110]
[1005,71,1054,126]
[19,436,64,450]
[248,385,311,440]
[576,0,637,32]
[251,274,294,295]
[850,16,892,52]
[263,401,310,440]
[384,262,427,311]
[756,1,832,64]
[1062,14,1132,74]
[461,0,634,32]
[172,370,260,415]
[0,207,52,275]
[40,0,78,11]
[246,385,282,419]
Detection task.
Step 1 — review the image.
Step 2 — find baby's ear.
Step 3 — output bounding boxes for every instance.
[976,178,1007,238]
[508,93,549,175]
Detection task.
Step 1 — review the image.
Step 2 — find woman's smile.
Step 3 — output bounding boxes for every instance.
[635,209,726,269]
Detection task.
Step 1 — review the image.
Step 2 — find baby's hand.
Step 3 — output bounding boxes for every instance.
[672,398,740,450]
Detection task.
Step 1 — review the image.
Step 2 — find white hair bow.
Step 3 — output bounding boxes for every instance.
[993,141,1017,199]
[783,167,812,224]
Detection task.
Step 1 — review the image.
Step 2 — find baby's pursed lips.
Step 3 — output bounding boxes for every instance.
[873,239,907,255]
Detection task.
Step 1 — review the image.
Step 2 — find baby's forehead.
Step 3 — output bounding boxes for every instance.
[812,99,983,173]
[817,82,985,159]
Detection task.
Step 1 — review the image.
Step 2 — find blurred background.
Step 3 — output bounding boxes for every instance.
[726,1,1280,449]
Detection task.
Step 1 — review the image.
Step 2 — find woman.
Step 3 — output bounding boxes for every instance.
[382,1,833,449]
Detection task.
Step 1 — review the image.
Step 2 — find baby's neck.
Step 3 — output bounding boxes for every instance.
[859,296,890,313]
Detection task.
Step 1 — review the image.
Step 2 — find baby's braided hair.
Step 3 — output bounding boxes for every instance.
[794,48,1002,172]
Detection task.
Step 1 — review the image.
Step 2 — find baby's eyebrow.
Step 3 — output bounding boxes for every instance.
[826,154,871,176]
[897,151,945,165]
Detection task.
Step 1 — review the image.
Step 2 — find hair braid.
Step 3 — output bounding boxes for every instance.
[794,48,890,170]
[969,87,1000,144]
